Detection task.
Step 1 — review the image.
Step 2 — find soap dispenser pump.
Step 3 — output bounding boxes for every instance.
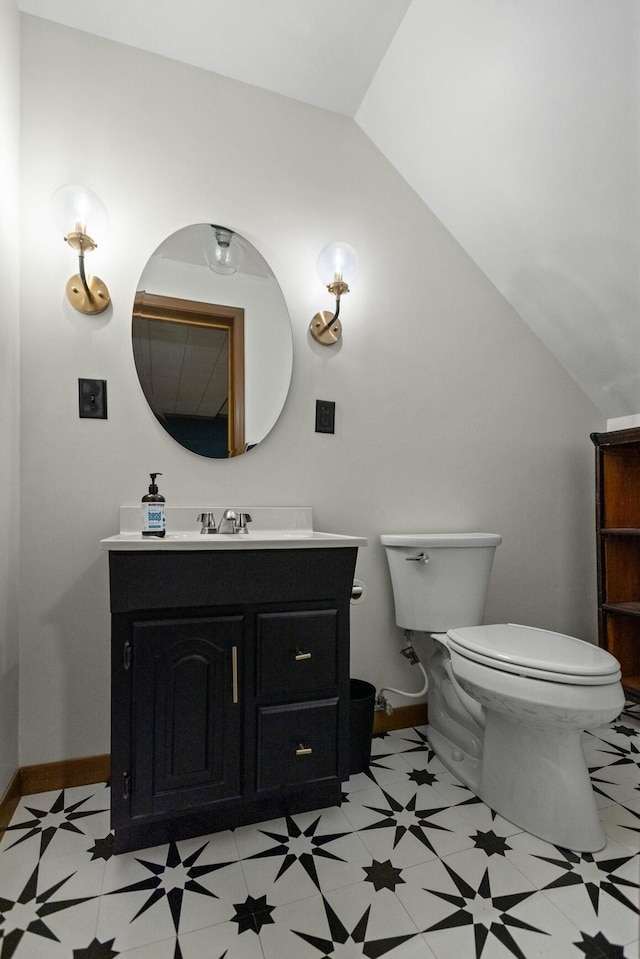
[142,473,166,538]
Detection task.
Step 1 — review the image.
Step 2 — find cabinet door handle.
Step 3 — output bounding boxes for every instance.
[295,650,312,661]
[124,640,132,670]
[123,771,130,800]
[232,645,238,704]
[296,744,313,756]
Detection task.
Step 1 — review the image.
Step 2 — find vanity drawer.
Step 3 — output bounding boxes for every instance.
[256,609,338,695]
[256,698,338,790]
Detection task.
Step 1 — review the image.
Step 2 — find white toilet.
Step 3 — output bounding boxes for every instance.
[380,533,624,852]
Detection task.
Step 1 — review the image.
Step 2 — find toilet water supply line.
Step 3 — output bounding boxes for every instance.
[376,630,428,714]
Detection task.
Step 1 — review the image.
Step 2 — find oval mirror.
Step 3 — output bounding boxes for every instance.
[132,224,293,458]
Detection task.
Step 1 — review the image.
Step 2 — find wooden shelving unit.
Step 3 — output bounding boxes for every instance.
[591,427,640,700]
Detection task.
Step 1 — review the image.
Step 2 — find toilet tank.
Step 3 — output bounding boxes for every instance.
[380,533,502,632]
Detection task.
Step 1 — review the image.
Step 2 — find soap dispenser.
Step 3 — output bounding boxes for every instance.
[142,473,166,538]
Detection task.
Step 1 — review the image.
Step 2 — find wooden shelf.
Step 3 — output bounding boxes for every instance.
[603,602,640,618]
[592,428,640,704]
[601,528,640,537]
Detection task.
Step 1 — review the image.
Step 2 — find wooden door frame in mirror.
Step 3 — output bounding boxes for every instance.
[133,291,245,457]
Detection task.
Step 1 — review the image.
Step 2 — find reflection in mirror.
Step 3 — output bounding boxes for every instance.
[133,292,245,457]
[132,224,292,458]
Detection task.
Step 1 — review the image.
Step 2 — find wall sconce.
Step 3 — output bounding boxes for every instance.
[309,241,358,345]
[206,225,244,275]
[51,184,111,315]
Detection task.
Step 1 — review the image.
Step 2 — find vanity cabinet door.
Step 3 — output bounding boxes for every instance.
[129,615,243,819]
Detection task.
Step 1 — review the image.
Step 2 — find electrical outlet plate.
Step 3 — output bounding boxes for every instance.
[79,378,107,419]
[315,399,335,434]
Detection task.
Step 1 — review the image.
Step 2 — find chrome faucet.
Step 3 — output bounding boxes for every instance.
[196,511,217,534]
[219,509,252,534]
[236,511,252,533]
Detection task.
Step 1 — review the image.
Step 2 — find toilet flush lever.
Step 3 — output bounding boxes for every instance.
[405,551,430,564]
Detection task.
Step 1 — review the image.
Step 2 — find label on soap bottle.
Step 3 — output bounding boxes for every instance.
[142,503,166,533]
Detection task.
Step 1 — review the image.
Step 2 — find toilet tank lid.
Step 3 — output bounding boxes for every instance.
[447,623,621,677]
[380,533,502,548]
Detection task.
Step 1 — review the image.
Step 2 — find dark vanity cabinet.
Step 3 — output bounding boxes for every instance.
[107,547,358,853]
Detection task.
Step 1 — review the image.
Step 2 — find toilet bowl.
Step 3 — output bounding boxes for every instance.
[380,534,625,852]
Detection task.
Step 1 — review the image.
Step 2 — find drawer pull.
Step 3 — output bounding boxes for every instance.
[296,744,313,756]
[232,646,238,704]
[295,650,312,661]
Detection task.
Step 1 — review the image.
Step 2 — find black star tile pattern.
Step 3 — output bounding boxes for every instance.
[0,863,94,958]
[392,727,430,754]
[470,829,513,857]
[362,859,405,892]
[105,839,234,936]
[534,846,640,917]
[587,731,640,776]
[292,895,417,957]
[0,705,638,958]
[230,893,275,934]
[350,749,412,789]
[72,939,119,958]
[422,861,546,959]
[359,786,454,855]
[88,834,115,862]
[611,724,638,739]
[573,930,628,958]
[4,788,109,858]
[608,802,640,844]
[406,767,438,787]
[243,813,352,891]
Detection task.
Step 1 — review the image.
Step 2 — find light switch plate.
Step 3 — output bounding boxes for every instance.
[79,378,107,419]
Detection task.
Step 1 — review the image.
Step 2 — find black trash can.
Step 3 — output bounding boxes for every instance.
[349,679,376,775]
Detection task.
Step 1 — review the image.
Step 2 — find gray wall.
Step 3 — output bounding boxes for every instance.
[0,0,21,795]
[18,14,604,769]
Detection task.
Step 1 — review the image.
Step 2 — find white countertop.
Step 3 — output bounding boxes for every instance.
[101,506,367,551]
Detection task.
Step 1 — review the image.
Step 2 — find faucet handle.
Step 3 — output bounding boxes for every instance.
[236,512,252,533]
[197,511,217,534]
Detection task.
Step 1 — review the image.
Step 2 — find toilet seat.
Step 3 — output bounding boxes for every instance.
[446,623,621,686]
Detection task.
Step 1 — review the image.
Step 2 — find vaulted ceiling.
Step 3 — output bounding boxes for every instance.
[18,0,639,419]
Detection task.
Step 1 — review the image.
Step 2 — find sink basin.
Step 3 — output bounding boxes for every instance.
[100,506,367,551]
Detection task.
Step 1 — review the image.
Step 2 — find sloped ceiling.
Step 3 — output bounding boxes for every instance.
[18,0,639,418]
[17,0,412,116]
[356,1,640,420]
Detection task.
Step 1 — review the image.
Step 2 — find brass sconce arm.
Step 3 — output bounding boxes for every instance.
[313,281,349,339]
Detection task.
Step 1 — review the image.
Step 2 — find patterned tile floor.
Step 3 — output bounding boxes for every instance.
[1,705,639,958]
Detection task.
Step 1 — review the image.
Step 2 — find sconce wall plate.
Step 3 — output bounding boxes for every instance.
[310,310,342,345]
[66,273,110,314]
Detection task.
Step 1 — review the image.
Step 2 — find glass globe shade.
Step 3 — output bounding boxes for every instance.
[51,184,109,243]
[207,227,244,276]
[316,241,358,288]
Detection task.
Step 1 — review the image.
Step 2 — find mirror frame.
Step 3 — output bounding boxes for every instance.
[133,291,246,457]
